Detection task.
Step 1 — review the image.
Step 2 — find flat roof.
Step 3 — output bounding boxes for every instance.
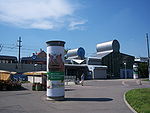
[65,64,87,67]
[65,64,107,68]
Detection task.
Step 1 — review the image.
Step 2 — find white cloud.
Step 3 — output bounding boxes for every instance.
[30,21,54,30]
[0,0,86,30]
[68,20,87,30]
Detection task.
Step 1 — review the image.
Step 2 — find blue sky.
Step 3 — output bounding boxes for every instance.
[0,0,150,58]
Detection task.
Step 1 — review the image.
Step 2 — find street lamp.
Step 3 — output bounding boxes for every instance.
[124,62,127,79]
[32,54,37,83]
[33,64,37,83]
[146,33,150,80]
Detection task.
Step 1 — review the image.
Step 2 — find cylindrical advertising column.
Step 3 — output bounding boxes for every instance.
[133,63,138,79]
[46,41,65,100]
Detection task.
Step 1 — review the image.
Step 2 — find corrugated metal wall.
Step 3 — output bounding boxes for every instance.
[102,52,134,78]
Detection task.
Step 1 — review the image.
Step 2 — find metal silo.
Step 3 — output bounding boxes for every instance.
[96,40,120,53]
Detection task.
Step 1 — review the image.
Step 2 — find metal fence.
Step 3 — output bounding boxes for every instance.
[64,75,76,85]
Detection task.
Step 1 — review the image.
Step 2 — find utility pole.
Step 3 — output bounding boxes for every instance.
[17,37,22,63]
[146,33,150,57]
[146,33,150,80]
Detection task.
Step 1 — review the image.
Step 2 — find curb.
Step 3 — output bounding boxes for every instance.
[123,92,137,113]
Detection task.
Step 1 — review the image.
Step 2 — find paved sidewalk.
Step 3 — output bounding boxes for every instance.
[0,79,150,113]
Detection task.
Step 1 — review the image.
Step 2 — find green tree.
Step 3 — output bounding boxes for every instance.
[138,63,148,78]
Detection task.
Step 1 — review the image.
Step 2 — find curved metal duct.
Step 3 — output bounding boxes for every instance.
[96,40,120,52]
[67,47,85,59]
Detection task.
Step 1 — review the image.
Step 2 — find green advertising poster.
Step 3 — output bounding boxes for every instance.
[47,72,64,80]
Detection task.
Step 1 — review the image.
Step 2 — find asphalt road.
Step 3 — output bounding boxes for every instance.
[0,79,150,113]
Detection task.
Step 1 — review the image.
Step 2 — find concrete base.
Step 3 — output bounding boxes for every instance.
[46,96,64,101]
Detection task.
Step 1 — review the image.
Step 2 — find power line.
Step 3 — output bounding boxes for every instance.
[1,50,17,53]
[1,46,39,53]
[0,41,45,57]
[0,44,3,52]
[1,43,42,51]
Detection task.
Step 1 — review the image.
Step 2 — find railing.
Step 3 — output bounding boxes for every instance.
[64,75,76,85]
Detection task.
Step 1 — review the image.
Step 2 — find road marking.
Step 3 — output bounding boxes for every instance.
[122,81,129,86]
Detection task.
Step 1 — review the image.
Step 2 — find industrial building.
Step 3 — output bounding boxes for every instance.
[0,55,17,63]
[21,49,46,64]
[65,47,107,80]
[134,57,148,78]
[65,40,135,79]
[96,40,135,78]
[0,40,135,79]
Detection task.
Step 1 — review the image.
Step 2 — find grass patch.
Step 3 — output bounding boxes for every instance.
[20,81,30,84]
[142,79,150,81]
[125,88,150,113]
